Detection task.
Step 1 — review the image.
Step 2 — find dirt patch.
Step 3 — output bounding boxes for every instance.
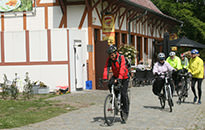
[47,90,108,109]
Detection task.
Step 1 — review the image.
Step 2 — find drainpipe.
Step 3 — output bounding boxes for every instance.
[128,10,147,44]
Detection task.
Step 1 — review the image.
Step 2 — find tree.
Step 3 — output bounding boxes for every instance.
[151,0,205,44]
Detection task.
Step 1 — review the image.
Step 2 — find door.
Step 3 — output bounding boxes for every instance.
[74,40,83,90]
[95,40,109,89]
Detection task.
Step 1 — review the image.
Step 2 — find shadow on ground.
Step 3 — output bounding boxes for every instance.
[91,116,122,127]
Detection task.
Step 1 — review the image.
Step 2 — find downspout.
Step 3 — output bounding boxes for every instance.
[128,10,147,44]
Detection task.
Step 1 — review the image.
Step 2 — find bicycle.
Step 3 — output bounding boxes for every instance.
[99,79,130,126]
[157,72,174,112]
[176,71,192,104]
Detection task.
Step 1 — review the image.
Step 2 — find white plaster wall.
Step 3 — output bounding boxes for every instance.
[148,38,153,59]
[92,4,101,26]
[0,35,1,62]
[4,16,23,31]
[139,22,142,34]
[67,5,87,29]
[121,14,127,31]
[27,7,45,30]
[51,29,68,61]
[0,65,68,92]
[68,29,87,92]
[115,13,119,30]
[142,37,144,60]
[40,0,56,3]
[29,30,48,61]
[4,31,26,62]
[48,6,63,29]
[147,25,151,36]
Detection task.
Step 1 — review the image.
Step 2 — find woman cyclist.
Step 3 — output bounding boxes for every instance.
[188,49,204,104]
[152,52,175,97]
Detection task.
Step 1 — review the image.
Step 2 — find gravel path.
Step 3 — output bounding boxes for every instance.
[6,81,205,130]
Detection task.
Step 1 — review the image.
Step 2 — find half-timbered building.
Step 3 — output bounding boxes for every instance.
[0,0,182,92]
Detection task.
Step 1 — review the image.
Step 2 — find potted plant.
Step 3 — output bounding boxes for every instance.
[118,44,137,65]
[32,81,49,94]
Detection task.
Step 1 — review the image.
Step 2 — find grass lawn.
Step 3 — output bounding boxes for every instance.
[0,94,75,129]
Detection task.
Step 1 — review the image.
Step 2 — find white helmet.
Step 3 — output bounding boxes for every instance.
[157,53,165,60]
[169,51,176,56]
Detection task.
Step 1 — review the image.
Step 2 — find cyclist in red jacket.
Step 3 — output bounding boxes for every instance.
[103,45,129,118]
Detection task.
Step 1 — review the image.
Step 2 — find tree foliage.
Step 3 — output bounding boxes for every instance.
[151,0,205,44]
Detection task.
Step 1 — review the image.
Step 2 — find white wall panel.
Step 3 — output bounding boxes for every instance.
[4,16,23,31]
[4,31,26,62]
[29,30,48,61]
[67,5,87,29]
[0,34,1,62]
[27,7,45,30]
[115,13,119,30]
[40,0,56,3]
[92,5,101,26]
[121,15,126,31]
[148,38,153,59]
[48,6,62,29]
[0,65,68,92]
[51,29,67,61]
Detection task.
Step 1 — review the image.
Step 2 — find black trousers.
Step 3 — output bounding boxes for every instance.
[191,78,203,101]
[108,76,129,114]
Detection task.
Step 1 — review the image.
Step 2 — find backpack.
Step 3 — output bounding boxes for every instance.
[118,54,131,72]
[108,54,131,72]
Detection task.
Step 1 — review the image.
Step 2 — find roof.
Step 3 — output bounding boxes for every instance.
[128,0,163,15]
[121,0,183,24]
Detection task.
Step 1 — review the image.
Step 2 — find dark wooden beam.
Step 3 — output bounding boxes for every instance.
[59,0,66,14]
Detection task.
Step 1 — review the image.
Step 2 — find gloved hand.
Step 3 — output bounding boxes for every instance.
[117,79,122,84]
[188,72,192,78]
[103,79,108,82]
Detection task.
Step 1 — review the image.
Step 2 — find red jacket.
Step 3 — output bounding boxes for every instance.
[103,53,129,80]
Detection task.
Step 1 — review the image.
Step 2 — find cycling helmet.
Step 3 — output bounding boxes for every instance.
[157,52,165,60]
[169,51,176,56]
[191,49,199,54]
[107,45,117,54]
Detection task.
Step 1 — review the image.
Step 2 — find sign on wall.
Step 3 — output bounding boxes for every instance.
[102,15,115,45]
[0,0,33,12]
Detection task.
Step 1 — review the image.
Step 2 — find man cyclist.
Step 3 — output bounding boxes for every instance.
[179,53,190,97]
[188,49,204,104]
[103,45,129,119]
[152,53,175,97]
[166,51,182,70]
[180,53,189,69]
[166,51,182,92]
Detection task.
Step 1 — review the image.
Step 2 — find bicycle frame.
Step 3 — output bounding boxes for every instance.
[111,84,121,111]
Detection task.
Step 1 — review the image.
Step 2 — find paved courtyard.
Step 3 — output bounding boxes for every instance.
[7,81,205,130]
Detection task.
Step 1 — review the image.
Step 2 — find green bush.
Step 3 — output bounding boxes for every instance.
[118,44,137,64]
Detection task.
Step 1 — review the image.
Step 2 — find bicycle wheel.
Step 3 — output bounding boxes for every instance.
[120,93,130,123]
[167,87,173,112]
[104,94,116,126]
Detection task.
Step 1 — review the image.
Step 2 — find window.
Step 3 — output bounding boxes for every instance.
[122,33,127,44]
